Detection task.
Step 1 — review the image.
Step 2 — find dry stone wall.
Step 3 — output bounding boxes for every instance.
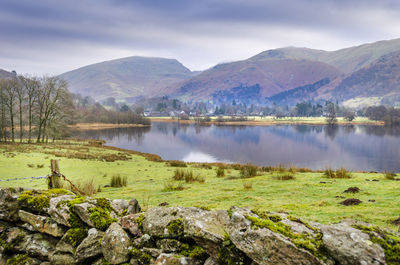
[0,188,398,265]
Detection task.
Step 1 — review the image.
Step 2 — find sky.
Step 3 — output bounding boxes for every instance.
[1,0,400,75]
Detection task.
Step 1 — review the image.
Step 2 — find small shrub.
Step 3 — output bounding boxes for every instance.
[27,164,35,168]
[168,160,187,167]
[110,175,127,187]
[173,169,186,181]
[288,166,297,174]
[335,168,352,179]
[77,178,97,196]
[162,181,185,192]
[242,180,253,190]
[275,172,295,180]
[216,167,225,177]
[323,167,336,178]
[37,164,44,168]
[384,172,397,180]
[240,164,258,178]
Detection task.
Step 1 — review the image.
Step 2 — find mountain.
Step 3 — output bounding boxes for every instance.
[176,38,400,105]
[59,38,400,106]
[59,56,195,102]
[253,38,400,73]
[175,58,341,103]
[0,69,14,79]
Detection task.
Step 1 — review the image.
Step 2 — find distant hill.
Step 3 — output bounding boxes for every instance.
[0,69,14,79]
[176,38,400,105]
[58,38,400,106]
[59,57,196,102]
[175,58,341,103]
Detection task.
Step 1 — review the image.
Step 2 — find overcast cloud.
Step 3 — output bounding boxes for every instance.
[0,0,399,74]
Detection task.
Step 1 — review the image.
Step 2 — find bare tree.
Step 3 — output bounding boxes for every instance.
[19,75,39,142]
[36,76,69,143]
[15,77,26,142]
[2,78,18,142]
[0,80,7,141]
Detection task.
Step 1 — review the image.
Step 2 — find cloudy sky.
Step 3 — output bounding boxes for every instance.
[1,0,399,75]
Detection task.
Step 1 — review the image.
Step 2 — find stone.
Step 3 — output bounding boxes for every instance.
[228,208,325,265]
[203,257,218,265]
[18,210,66,237]
[133,234,154,248]
[127,198,141,214]
[73,202,96,227]
[111,199,129,215]
[55,232,76,255]
[48,195,76,227]
[0,188,20,222]
[143,247,163,258]
[101,223,130,264]
[49,253,75,265]
[156,239,182,252]
[120,213,142,236]
[75,228,104,263]
[23,233,57,260]
[154,254,203,265]
[4,254,41,265]
[319,223,386,265]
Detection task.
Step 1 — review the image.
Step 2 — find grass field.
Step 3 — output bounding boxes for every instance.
[0,140,399,230]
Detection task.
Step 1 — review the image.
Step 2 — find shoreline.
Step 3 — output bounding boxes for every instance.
[149,117,383,126]
[68,123,151,130]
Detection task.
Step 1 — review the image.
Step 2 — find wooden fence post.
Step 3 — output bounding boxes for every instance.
[48,159,61,189]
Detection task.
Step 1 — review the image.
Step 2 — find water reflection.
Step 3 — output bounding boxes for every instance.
[75,123,400,172]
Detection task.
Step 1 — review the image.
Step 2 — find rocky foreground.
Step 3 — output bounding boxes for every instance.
[0,188,399,265]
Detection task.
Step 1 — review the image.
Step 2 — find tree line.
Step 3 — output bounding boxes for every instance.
[0,75,73,142]
[0,74,150,143]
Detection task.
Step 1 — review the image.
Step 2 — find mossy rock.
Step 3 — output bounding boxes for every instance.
[18,189,72,212]
[167,218,184,238]
[354,225,400,265]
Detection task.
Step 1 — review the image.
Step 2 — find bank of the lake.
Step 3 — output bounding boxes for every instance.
[149,116,383,126]
[69,122,151,130]
[0,140,399,230]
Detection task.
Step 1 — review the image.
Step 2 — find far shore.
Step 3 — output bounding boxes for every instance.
[149,116,384,126]
[68,122,151,130]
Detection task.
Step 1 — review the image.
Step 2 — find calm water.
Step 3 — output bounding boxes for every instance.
[76,122,400,172]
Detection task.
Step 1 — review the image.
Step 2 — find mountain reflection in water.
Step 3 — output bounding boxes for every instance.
[74,123,400,172]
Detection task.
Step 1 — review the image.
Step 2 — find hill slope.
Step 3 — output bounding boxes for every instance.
[0,69,14,79]
[59,56,194,102]
[176,58,342,103]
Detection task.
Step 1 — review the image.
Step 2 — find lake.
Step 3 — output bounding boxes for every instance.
[75,122,400,172]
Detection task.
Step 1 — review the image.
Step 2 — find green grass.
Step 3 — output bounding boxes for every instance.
[0,141,399,229]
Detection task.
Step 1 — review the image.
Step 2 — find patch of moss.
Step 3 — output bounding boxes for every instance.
[179,243,207,259]
[227,209,233,218]
[6,254,31,265]
[167,218,184,237]
[65,228,88,247]
[130,247,152,265]
[17,189,71,212]
[217,234,249,265]
[58,196,88,228]
[0,230,25,252]
[88,206,117,231]
[246,216,324,260]
[354,225,400,265]
[287,215,319,233]
[251,209,283,222]
[136,213,145,233]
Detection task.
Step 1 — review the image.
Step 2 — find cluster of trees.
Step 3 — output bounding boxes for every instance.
[74,95,150,125]
[0,75,73,142]
[362,106,400,126]
[0,75,151,143]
